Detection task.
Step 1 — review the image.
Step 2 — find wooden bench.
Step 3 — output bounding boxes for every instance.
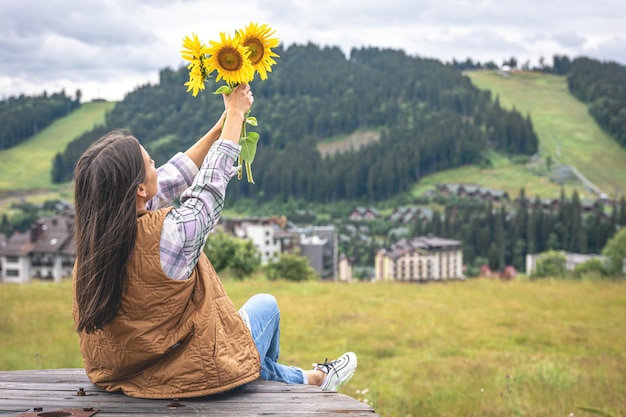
[0,369,378,416]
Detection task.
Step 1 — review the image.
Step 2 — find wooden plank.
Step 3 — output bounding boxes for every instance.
[1,393,375,415]
[0,369,377,417]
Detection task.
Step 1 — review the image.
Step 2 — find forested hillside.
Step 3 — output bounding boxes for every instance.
[0,91,80,151]
[52,44,538,203]
[567,57,626,149]
[0,101,115,192]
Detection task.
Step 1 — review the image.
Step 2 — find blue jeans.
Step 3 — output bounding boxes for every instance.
[239,294,305,384]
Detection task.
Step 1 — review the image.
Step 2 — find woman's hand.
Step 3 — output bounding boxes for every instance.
[220,84,254,144]
[224,84,253,118]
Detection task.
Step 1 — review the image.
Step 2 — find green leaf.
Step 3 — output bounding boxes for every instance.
[213,85,233,95]
[239,132,260,163]
[245,116,258,126]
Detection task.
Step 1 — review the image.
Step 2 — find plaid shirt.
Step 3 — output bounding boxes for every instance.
[145,139,241,280]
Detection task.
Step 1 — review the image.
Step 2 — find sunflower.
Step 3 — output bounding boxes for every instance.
[237,22,280,80]
[205,31,255,85]
[180,33,206,63]
[184,61,207,97]
[180,33,209,96]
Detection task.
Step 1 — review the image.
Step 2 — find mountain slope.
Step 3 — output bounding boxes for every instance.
[52,46,538,203]
[2,68,625,203]
[466,70,626,198]
[0,101,115,192]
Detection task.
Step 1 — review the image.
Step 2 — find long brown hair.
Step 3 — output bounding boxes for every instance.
[74,129,145,333]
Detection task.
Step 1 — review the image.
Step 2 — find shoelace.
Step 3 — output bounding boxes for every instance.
[313,358,335,374]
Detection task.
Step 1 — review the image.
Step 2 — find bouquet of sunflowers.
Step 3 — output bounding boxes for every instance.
[180,23,279,183]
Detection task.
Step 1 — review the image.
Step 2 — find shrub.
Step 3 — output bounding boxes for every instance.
[264,253,318,282]
[204,230,261,280]
[531,250,567,278]
[573,258,608,280]
[602,227,626,278]
[510,155,530,165]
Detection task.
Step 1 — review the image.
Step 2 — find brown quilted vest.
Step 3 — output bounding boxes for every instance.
[73,208,260,398]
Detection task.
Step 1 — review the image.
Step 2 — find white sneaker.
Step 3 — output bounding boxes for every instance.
[313,352,357,391]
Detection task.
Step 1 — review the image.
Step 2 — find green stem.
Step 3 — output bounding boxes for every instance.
[245,161,255,184]
[241,110,254,183]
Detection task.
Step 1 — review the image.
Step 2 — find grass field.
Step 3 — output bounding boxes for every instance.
[466,70,626,198]
[0,101,115,193]
[1,277,624,417]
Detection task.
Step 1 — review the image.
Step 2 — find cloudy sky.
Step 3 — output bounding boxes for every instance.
[1,0,625,101]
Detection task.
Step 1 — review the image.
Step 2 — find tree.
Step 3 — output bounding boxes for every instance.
[553,55,571,75]
[512,238,527,271]
[494,207,506,267]
[487,242,500,271]
[229,239,261,280]
[531,250,567,278]
[51,153,67,183]
[204,230,238,273]
[204,230,261,279]
[573,258,608,280]
[51,45,540,201]
[546,155,552,172]
[601,227,626,277]
[0,214,10,236]
[568,191,586,253]
[503,56,518,69]
[264,252,318,282]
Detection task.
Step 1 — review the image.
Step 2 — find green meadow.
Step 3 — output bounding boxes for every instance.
[1,277,624,417]
[0,101,115,193]
[466,71,626,198]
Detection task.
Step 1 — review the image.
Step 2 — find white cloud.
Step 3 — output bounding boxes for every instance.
[584,36,626,64]
[552,32,586,49]
[0,0,625,101]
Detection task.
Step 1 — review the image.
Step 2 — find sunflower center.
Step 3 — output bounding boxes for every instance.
[217,47,243,71]
[245,38,265,65]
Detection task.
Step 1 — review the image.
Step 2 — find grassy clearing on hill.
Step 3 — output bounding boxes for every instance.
[0,101,115,193]
[467,71,626,198]
[412,151,586,201]
[316,129,382,158]
[2,278,624,417]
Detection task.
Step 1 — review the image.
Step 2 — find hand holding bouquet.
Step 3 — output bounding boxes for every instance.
[180,23,279,183]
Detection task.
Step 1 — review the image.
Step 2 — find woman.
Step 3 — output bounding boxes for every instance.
[72,84,356,399]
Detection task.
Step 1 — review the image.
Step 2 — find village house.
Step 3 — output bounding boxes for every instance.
[388,206,433,224]
[457,184,481,199]
[479,264,518,280]
[482,189,510,203]
[0,214,75,284]
[220,216,288,264]
[337,254,353,282]
[375,235,464,282]
[349,206,381,221]
[292,225,339,281]
[525,251,608,275]
[1,212,340,283]
[221,217,340,281]
[436,184,510,203]
[0,232,7,277]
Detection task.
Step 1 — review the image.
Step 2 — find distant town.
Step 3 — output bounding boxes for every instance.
[1,183,617,284]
